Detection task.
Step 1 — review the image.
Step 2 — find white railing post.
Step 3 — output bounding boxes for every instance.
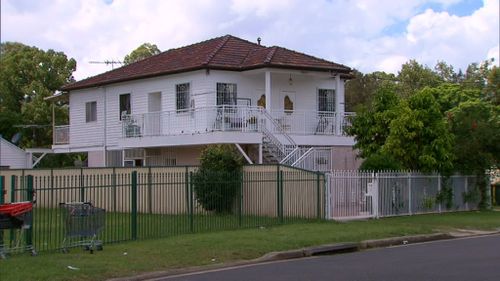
[438,174,442,213]
[464,176,468,210]
[408,173,412,215]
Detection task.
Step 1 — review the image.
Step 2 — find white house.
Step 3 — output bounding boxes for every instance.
[51,35,360,170]
[0,137,30,169]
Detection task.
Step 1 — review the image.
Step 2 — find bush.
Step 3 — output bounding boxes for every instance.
[192,145,243,214]
[359,152,403,171]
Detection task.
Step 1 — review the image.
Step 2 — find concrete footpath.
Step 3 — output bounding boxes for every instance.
[108,229,500,281]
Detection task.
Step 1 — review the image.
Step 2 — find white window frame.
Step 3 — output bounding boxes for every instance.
[85,101,97,123]
[119,93,131,120]
[216,83,237,105]
[318,89,335,112]
[176,83,190,112]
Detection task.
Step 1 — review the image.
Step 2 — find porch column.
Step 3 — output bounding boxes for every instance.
[265,71,272,112]
[335,75,344,135]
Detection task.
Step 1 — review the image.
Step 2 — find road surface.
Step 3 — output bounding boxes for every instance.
[155,234,500,281]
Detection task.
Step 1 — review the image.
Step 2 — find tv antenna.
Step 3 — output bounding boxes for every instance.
[89,60,124,69]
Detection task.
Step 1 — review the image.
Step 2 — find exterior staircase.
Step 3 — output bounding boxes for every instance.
[259,109,333,172]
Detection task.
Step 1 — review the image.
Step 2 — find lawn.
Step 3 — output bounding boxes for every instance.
[1,211,499,281]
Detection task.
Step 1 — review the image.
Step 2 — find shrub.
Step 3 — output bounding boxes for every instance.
[192,144,243,214]
[359,152,403,171]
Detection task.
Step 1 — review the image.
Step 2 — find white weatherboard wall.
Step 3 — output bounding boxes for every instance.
[67,68,346,154]
[0,138,30,169]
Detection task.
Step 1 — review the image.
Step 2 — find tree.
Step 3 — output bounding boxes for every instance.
[484,65,499,105]
[434,61,460,83]
[123,43,161,65]
[461,59,494,91]
[0,42,76,147]
[397,60,442,97]
[448,100,500,207]
[382,89,455,172]
[346,88,401,159]
[345,70,397,111]
[192,145,243,214]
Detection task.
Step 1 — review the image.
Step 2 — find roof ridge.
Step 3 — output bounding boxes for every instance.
[273,46,350,70]
[264,46,278,64]
[203,35,231,65]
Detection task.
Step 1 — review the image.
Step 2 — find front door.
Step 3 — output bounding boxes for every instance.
[146,92,162,135]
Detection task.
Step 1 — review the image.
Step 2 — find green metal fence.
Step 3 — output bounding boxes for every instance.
[0,165,324,253]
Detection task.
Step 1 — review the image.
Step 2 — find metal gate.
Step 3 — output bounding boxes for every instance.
[325,171,377,220]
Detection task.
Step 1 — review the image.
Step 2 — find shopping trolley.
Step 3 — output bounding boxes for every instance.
[59,202,105,254]
[0,202,37,259]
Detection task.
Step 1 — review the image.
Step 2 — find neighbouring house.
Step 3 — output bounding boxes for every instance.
[0,137,30,169]
[50,35,360,170]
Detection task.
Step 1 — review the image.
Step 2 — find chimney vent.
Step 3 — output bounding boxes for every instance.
[257,37,261,45]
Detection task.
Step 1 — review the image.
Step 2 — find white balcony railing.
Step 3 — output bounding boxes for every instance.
[122,106,355,138]
[54,125,70,145]
[270,111,355,136]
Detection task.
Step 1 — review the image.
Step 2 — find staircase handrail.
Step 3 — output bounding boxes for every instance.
[291,146,315,166]
[260,108,297,147]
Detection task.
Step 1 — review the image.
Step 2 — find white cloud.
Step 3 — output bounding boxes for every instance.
[1,0,498,80]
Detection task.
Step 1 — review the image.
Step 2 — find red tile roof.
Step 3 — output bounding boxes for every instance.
[62,35,351,91]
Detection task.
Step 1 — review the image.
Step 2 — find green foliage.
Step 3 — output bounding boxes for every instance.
[192,145,243,214]
[397,59,442,97]
[462,187,481,205]
[448,100,499,174]
[345,69,397,111]
[436,181,454,210]
[346,88,401,158]
[421,196,435,210]
[0,42,75,148]
[123,43,161,65]
[359,152,403,171]
[383,89,455,172]
[484,65,499,105]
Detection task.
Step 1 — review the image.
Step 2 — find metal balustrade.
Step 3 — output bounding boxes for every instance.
[120,106,355,138]
[54,125,70,144]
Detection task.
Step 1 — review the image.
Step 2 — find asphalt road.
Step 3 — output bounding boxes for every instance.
[156,234,500,281]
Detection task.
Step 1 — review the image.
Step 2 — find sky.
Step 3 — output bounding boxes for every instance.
[1,0,498,81]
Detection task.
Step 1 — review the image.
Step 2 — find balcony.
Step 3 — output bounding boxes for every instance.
[53,125,69,145]
[122,106,354,139]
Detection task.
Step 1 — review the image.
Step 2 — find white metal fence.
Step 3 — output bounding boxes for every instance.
[326,171,481,220]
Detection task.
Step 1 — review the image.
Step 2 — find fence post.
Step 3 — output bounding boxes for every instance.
[112,167,117,212]
[11,175,16,203]
[0,176,4,204]
[148,167,152,214]
[188,171,194,233]
[131,171,138,240]
[238,171,243,227]
[408,173,412,215]
[316,172,321,220]
[464,176,468,210]
[80,168,85,202]
[437,174,442,213]
[277,169,284,223]
[26,175,34,248]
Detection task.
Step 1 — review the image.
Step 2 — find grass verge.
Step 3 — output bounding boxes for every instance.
[1,211,499,281]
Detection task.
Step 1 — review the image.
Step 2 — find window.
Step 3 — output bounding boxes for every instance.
[85,101,97,122]
[284,95,294,113]
[119,93,131,120]
[176,83,190,111]
[318,89,335,112]
[257,94,266,108]
[216,83,237,105]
